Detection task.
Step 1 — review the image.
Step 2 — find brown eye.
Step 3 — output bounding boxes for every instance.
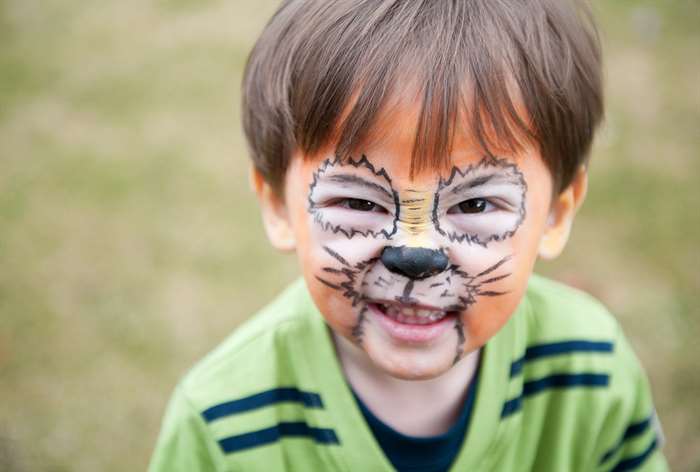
[345,198,378,212]
[457,198,487,213]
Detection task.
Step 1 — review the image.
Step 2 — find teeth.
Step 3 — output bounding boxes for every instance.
[381,304,448,325]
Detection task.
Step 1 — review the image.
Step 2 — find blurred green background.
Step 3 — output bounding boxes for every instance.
[1,0,698,470]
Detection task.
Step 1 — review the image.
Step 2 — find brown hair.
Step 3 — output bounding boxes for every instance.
[242,0,603,194]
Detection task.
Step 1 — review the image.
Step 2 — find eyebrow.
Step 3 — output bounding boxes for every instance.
[449,172,514,194]
[325,173,393,198]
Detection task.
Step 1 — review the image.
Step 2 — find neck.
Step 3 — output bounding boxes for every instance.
[333,332,480,437]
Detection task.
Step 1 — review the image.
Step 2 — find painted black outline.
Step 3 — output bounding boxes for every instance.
[314,247,379,344]
[453,317,466,365]
[315,246,513,352]
[308,154,400,240]
[431,155,528,247]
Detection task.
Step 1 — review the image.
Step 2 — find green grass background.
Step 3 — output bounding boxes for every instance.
[0,0,698,470]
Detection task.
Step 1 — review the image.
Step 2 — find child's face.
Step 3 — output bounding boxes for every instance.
[260,103,578,381]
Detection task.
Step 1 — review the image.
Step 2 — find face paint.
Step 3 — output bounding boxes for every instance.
[283,108,553,380]
[307,155,399,240]
[380,246,448,280]
[302,152,525,367]
[398,189,433,246]
[433,156,528,246]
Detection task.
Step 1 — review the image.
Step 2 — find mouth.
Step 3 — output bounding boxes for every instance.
[366,301,457,344]
[371,301,455,325]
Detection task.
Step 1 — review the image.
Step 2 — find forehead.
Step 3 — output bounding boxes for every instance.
[303,98,538,189]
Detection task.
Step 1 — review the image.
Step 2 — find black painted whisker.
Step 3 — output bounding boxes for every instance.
[479,273,511,284]
[475,255,512,278]
[323,246,351,267]
[315,276,342,290]
[476,290,509,297]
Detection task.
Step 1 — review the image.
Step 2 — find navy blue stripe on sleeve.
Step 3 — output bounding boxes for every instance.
[599,414,653,464]
[523,372,609,396]
[501,373,609,418]
[218,421,340,454]
[609,437,658,472]
[202,387,324,422]
[509,340,614,378]
[501,397,522,418]
[525,340,614,360]
[509,358,524,377]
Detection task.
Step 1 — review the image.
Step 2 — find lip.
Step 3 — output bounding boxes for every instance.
[367,302,456,345]
[370,299,445,311]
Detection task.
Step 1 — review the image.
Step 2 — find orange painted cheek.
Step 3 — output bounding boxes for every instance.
[322,294,356,330]
[457,216,545,348]
[463,292,521,346]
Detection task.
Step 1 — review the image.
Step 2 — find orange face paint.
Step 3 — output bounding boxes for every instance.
[282,98,554,381]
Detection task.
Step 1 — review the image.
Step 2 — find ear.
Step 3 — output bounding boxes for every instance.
[538,166,588,259]
[250,166,296,252]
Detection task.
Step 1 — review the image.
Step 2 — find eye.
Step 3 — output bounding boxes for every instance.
[449,198,494,214]
[338,198,386,213]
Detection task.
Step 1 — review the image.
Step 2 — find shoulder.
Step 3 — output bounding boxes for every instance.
[520,274,648,406]
[179,278,317,408]
[505,274,667,471]
[523,273,619,342]
[150,279,333,471]
[518,273,647,403]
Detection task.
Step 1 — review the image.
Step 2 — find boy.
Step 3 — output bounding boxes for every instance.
[150,1,668,470]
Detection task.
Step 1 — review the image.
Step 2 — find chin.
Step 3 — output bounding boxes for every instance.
[373,354,456,381]
[361,330,461,381]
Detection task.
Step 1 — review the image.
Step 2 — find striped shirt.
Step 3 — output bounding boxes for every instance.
[149,274,668,471]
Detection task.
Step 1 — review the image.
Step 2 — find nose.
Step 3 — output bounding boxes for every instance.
[380,246,449,280]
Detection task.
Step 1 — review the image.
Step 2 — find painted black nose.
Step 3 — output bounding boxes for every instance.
[380,246,448,280]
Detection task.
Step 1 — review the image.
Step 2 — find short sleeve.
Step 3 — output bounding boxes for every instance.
[593,327,669,472]
[149,385,227,472]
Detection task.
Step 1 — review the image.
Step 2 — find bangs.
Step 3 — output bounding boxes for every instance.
[296,1,533,179]
[243,0,602,193]
[332,45,533,181]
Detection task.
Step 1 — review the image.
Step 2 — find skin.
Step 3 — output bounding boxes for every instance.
[253,100,588,435]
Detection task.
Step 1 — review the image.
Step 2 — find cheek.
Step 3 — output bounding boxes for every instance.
[289,185,387,266]
[447,228,543,347]
[447,245,502,274]
[299,247,358,334]
[292,209,387,332]
[299,217,388,279]
[463,291,521,345]
[318,234,385,264]
[286,164,387,332]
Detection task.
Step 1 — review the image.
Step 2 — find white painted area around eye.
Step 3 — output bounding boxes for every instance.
[308,170,397,239]
[310,179,396,212]
[435,158,527,244]
[442,183,524,212]
[445,211,520,242]
[320,202,392,227]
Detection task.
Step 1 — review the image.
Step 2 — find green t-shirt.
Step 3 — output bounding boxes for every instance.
[149,274,668,471]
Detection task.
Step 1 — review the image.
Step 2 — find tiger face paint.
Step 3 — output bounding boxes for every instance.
[282,113,554,381]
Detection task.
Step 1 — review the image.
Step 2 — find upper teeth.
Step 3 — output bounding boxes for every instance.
[382,304,447,324]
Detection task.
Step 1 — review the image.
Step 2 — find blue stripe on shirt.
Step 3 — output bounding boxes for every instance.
[600,414,654,464]
[509,340,614,378]
[218,421,339,454]
[501,373,609,418]
[609,437,658,472]
[202,387,324,422]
